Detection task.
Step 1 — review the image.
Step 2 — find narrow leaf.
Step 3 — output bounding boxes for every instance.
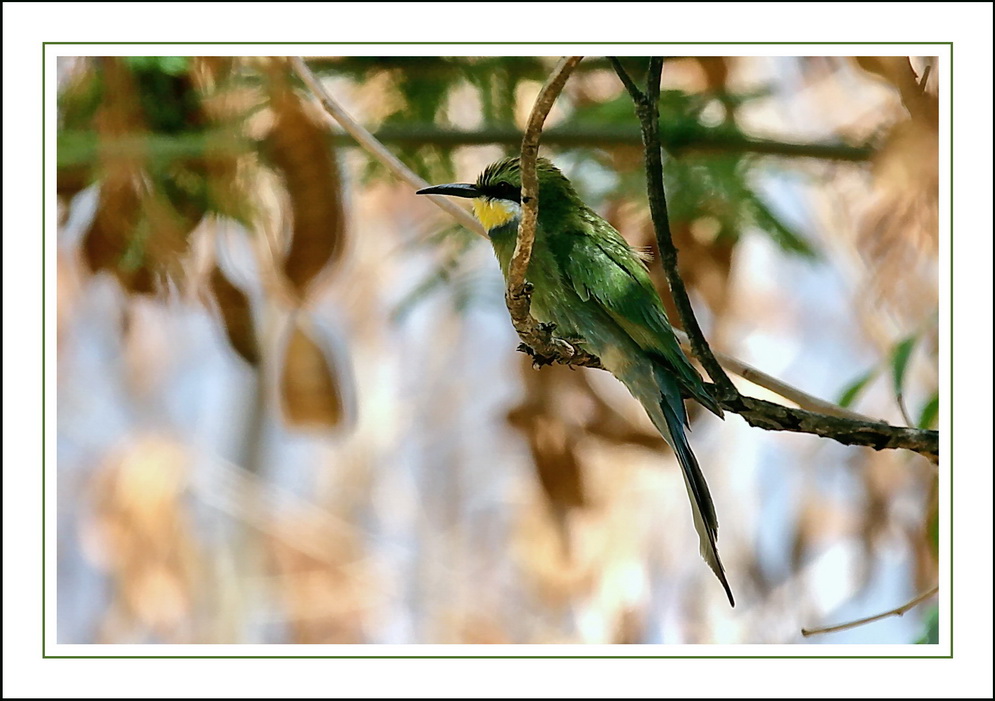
[916,392,939,429]
[746,192,818,259]
[837,368,877,408]
[891,336,917,396]
[915,606,939,645]
[891,335,917,424]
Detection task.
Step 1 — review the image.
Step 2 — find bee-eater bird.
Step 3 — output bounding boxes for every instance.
[418,156,734,606]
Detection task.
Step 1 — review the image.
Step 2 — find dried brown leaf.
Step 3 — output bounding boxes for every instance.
[80,58,207,294]
[209,265,260,365]
[193,56,236,86]
[82,177,146,289]
[279,320,345,429]
[265,66,346,300]
[692,57,730,92]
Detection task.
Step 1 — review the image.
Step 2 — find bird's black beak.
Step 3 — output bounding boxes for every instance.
[416,183,481,199]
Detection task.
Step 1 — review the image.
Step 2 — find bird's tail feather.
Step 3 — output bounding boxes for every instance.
[623,364,735,606]
[659,395,735,607]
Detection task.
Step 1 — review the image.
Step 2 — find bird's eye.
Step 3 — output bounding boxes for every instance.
[497,182,519,200]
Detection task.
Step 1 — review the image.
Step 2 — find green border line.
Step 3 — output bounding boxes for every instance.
[42,41,951,45]
[42,40,47,660]
[947,42,954,658]
[43,42,952,659]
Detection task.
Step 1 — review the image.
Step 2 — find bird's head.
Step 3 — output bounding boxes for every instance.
[417,157,575,235]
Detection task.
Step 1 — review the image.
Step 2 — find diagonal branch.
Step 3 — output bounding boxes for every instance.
[289,56,484,238]
[727,394,938,455]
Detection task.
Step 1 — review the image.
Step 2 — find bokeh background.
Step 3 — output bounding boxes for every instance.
[55,55,940,645]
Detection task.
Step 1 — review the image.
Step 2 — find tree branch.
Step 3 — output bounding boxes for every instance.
[610,57,939,460]
[726,394,938,456]
[801,585,939,637]
[506,56,604,370]
[330,126,874,161]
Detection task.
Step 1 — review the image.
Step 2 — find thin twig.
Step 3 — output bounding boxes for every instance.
[897,392,915,428]
[674,329,873,422]
[917,63,933,93]
[290,56,484,238]
[801,585,939,637]
[510,56,584,299]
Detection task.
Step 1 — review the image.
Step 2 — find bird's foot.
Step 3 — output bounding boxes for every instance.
[516,342,557,368]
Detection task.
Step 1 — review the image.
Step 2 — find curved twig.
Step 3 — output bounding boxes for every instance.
[506,56,602,368]
[801,585,939,637]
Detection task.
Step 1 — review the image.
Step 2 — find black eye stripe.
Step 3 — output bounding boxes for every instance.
[479,181,521,202]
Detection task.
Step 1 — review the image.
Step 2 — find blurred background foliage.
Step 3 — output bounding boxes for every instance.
[56,55,940,644]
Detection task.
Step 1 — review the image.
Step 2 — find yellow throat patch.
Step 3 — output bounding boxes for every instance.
[472,197,520,232]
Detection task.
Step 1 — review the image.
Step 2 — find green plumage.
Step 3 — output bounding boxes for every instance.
[420,156,734,606]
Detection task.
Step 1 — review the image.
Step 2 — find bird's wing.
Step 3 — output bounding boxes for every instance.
[562,214,720,415]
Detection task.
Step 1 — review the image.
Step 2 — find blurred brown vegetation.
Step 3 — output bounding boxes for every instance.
[56,55,940,644]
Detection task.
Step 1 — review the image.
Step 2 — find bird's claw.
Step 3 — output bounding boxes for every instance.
[516,342,556,368]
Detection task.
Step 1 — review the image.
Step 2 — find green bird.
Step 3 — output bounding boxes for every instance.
[418,156,734,606]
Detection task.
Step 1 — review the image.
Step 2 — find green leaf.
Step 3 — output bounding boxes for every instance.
[837,368,877,408]
[124,56,190,76]
[890,335,917,398]
[744,192,818,258]
[926,495,939,556]
[917,392,940,429]
[915,605,939,644]
[890,335,919,426]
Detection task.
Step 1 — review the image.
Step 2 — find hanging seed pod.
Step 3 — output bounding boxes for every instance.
[209,264,260,365]
[80,57,212,295]
[81,58,147,291]
[265,65,346,301]
[279,317,345,430]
